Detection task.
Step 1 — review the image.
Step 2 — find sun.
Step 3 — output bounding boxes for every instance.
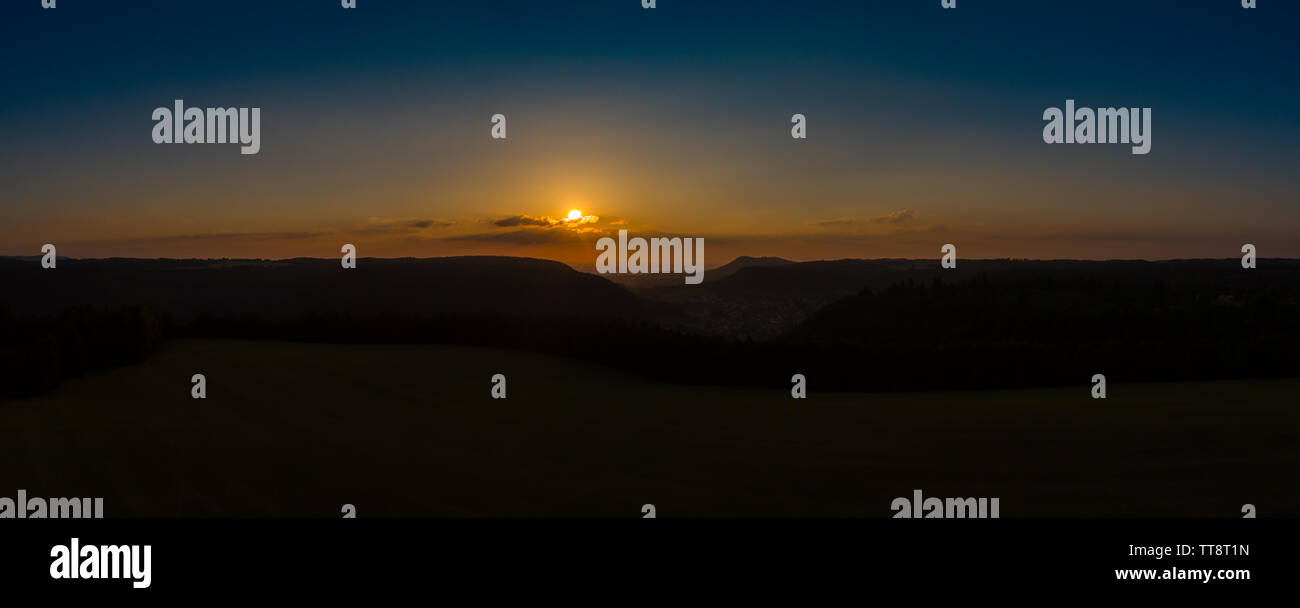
[567,209,583,221]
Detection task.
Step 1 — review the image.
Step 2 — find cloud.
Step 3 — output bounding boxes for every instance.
[873,209,915,224]
[493,215,555,228]
[809,217,857,228]
[491,213,601,229]
[356,218,454,234]
[445,228,603,245]
[407,219,453,229]
[807,209,916,229]
[114,231,334,242]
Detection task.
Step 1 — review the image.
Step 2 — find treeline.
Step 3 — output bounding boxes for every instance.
[776,272,1300,391]
[182,270,1300,392]
[7,268,1300,397]
[0,304,166,398]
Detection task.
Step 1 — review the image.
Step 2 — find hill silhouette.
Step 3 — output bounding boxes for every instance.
[702,255,796,281]
[589,254,796,289]
[773,260,1300,390]
[4,255,1300,397]
[639,258,977,338]
[0,256,647,322]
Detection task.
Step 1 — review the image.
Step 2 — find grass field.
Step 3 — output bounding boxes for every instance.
[2,339,1297,517]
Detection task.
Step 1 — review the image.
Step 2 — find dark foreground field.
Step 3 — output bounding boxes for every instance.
[1,339,1296,517]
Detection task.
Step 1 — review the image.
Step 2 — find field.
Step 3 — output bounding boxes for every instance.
[2,339,1296,517]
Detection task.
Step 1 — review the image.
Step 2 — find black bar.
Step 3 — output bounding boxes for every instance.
[1,518,1286,597]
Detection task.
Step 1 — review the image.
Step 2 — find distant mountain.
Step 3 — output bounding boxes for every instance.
[9,254,1300,346]
[772,259,1300,391]
[0,256,648,322]
[6,255,1300,397]
[635,258,951,339]
[585,255,795,289]
[634,257,1300,340]
[706,258,930,298]
[703,256,795,282]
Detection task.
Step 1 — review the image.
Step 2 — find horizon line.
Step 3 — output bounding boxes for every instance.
[3,254,1292,267]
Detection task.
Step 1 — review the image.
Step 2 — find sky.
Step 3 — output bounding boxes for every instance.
[3,0,1298,265]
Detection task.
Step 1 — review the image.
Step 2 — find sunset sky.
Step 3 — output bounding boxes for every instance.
[3,0,1298,265]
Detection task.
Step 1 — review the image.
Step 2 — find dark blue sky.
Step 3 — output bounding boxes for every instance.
[3,0,1298,261]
